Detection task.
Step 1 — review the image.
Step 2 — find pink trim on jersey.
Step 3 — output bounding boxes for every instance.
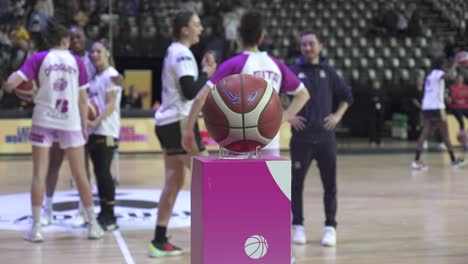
[267,55,302,93]
[72,54,89,89]
[18,51,49,85]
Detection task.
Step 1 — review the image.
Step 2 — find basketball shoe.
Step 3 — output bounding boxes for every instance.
[97,214,119,231]
[88,221,104,239]
[40,207,52,226]
[148,239,183,258]
[411,160,428,170]
[72,210,88,227]
[23,223,44,242]
[321,226,336,247]
[292,225,306,245]
[451,159,466,169]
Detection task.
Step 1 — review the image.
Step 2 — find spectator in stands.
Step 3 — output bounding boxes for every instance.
[368,79,386,146]
[406,3,423,36]
[448,74,468,132]
[428,36,446,59]
[403,75,424,141]
[0,78,20,109]
[27,1,48,50]
[382,3,399,36]
[123,84,143,109]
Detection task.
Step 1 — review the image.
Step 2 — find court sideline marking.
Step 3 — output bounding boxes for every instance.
[113,230,135,264]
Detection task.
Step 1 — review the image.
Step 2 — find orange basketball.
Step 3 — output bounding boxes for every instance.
[88,100,99,121]
[15,80,37,101]
[457,130,467,144]
[202,74,283,152]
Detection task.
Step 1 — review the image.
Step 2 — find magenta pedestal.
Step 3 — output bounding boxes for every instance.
[191,156,291,264]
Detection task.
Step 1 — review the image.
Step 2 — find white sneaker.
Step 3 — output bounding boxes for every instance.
[23,223,44,242]
[292,225,306,245]
[411,160,428,171]
[88,222,104,239]
[451,159,467,169]
[40,207,52,226]
[72,210,88,228]
[423,141,428,150]
[321,226,336,247]
[437,142,447,151]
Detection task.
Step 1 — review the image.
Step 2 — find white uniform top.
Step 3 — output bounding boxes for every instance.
[17,49,89,131]
[88,67,122,138]
[206,51,305,150]
[422,69,446,110]
[155,42,199,126]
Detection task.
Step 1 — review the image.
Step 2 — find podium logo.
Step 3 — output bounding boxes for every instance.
[244,235,268,259]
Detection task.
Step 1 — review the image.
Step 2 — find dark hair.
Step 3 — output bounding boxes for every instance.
[42,18,69,47]
[172,10,196,40]
[239,11,264,47]
[431,56,448,70]
[301,31,321,43]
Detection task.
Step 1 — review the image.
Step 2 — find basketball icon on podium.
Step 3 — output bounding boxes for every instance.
[244,234,269,259]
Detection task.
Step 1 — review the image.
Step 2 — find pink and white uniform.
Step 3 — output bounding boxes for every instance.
[17,49,89,148]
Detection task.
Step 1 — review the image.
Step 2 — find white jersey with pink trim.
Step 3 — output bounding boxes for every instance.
[88,66,122,139]
[206,51,305,151]
[17,49,89,131]
[422,69,446,110]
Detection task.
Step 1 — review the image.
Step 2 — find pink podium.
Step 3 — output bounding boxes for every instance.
[191,156,291,264]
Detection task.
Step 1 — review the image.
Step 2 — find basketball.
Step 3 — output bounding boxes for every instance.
[15,80,37,101]
[456,51,468,67]
[244,235,268,259]
[457,130,467,144]
[88,99,99,121]
[202,74,283,153]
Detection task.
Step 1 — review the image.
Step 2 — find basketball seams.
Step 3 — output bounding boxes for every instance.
[240,75,246,145]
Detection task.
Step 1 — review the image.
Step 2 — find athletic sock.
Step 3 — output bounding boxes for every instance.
[153,225,167,244]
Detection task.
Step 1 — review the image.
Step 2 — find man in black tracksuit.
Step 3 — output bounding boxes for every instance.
[289,33,353,247]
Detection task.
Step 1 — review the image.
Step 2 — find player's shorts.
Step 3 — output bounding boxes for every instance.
[155,119,205,156]
[29,125,85,149]
[423,109,446,122]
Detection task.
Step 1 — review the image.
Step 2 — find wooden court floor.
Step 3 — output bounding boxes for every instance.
[0,150,467,264]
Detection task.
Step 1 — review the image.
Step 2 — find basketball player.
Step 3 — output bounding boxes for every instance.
[412,57,466,170]
[2,18,103,242]
[289,33,353,247]
[149,11,217,257]
[181,11,310,156]
[448,74,468,133]
[41,26,95,227]
[87,40,122,231]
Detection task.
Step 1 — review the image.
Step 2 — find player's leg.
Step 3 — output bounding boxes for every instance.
[150,120,199,257]
[315,139,337,247]
[24,126,53,242]
[72,145,92,227]
[41,142,64,226]
[62,131,103,239]
[437,117,466,168]
[412,115,432,170]
[87,135,118,231]
[290,139,314,245]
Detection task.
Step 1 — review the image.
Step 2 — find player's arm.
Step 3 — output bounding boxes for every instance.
[181,85,211,152]
[89,90,119,128]
[180,52,217,100]
[282,84,310,123]
[3,72,23,93]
